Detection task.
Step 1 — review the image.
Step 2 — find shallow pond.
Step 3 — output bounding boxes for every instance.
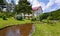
[0,23,34,36]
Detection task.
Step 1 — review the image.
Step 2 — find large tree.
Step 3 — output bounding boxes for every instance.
[0,0,3,4]
[14,0,32,14]
[14,0,32,19]
[0,0,6,5]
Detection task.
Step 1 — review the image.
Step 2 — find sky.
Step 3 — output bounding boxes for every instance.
[6,0,19,4]
[6,0,60,12]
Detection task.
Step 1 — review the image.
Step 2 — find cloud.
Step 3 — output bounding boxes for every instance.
[55,0,60,4]
[6,0,60,12]
[42,0,60,12]
[46,0,55,8]
[15,0,19,5]
[6,0,11,3]
[55,0,60,8]
[27,0,40,8]
[39,2,46,11]
[27,0,60,12]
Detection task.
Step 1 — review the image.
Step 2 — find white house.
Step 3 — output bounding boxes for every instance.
[27,0,43,18]
[32,6,43,18]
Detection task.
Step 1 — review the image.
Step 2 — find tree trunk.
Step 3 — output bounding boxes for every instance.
[28,13,30,19]
[24,13,25,19]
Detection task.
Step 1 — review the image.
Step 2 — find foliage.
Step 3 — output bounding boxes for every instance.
[14,14,23,20]
[39,13,48,21]
[14,0,31,14]
[47,16,53,20]
[0,12,16,19]
[0,0,4,4]
[2,15,7,20]
[31,18,36,21]
[39,9,60,21]
[0,18,31,29]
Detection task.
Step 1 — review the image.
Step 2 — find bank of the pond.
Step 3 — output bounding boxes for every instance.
[0,23,34,36]
[0,18,31,29]
[32,21,60,36]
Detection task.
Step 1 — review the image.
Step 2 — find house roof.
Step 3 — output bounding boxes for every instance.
[32,6,41,11]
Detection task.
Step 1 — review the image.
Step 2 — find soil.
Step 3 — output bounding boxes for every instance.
[0,23,34,36]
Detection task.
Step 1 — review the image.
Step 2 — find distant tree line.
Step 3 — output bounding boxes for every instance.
[39,9,60,21]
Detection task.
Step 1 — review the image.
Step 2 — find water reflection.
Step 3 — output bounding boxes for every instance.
[0,23,34,36]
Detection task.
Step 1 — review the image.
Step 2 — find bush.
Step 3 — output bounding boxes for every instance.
[47,16,60,20]
[57,16,60,20]
[2,15,7,20]
[31,18,36,21]
[39,13,48,21]
[47,16,53,20]
[14,15,23,20]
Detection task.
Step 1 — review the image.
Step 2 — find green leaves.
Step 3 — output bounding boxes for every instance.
[39,9,60,21]
[0,0,3,4]
[14,0,31,14]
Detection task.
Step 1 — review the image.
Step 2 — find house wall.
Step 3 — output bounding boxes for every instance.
[33,6,43,18]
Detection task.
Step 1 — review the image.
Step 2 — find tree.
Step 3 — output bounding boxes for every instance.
[0,0,4,4]
[14,0,32,19]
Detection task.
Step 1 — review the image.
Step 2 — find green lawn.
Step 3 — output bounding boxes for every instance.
[0,17,31,29]
[0,18,60,36]
[32,21,60,36]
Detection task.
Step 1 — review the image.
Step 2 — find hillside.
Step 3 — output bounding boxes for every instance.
[39,9,60,20]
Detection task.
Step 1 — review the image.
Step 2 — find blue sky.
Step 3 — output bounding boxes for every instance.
[6,0,19,4]
[6,0,60,12]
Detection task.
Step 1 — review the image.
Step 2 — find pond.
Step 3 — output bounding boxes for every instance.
[0,23,34,36]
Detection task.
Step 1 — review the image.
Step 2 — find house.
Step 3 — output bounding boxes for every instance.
[23,6,43,19]
[27,0,43,19]
[32,6,43,18]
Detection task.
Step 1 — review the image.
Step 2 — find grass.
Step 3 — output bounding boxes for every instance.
[0,18,60,36]
[32,21,60,36]
[0,17,31,29]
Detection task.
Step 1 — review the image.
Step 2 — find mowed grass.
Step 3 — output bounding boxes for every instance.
[32,21,60,36]
[0,18,60,36]
[0,17,31,29]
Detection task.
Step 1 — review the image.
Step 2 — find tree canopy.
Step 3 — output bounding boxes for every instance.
[14,0,32,14]
[0,0,6,5]
[39,9,60,21]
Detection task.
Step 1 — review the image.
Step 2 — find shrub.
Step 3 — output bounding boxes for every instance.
[2,15,7,20]
[47,16,53,20]
[57,16,60,20]
[31,18,36,21]
[39,13,48,21]
[47,16,60,20]
[14,15,23,20]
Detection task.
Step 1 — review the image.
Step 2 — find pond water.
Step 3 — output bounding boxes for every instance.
[0,23,34,36]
